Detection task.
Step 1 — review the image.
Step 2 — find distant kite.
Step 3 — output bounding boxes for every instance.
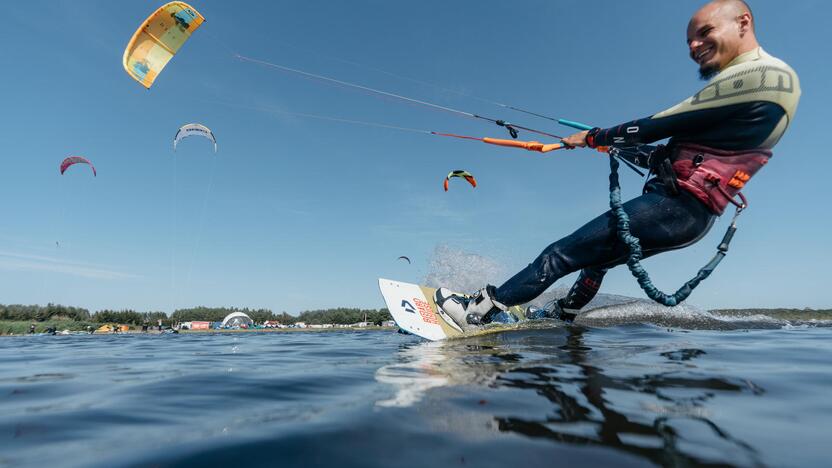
[397,256,411,264]
[123,2,205,88]
[174,123,217,152]
[444,170,477,191]
[60,156,96,177]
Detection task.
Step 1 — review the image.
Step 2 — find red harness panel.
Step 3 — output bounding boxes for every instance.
[671,143,771,215]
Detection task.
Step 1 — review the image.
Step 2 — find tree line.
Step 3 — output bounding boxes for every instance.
[296,308,391,325]
[170,307,391,325]
[1,303,391,325]
[1,303,92,322]
[170,307,290,323]
[0,304,170,325]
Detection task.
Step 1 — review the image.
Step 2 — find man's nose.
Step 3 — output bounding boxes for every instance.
[689,40,703,53]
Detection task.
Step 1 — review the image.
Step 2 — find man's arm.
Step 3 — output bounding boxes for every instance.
[586,101,785,149]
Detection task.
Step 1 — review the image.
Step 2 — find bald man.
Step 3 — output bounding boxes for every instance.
[437,0,801,328]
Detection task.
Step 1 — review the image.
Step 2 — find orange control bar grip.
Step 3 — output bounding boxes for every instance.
[481,137,567,153]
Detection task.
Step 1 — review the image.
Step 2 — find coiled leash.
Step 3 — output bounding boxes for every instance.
[607,147,744,306]
[560,119,745,307]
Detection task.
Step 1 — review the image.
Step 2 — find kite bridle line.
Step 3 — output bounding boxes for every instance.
[222,49,648,175]
[234,54,564,141]
[198,94,647,178]
[205,25,569,136]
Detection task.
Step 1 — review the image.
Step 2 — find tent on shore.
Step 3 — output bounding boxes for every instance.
[221,312,253,328]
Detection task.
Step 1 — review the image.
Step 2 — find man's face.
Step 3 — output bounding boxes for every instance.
[687,4,743,80]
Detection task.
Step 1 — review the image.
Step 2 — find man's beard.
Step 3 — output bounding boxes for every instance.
[699,64,719,80]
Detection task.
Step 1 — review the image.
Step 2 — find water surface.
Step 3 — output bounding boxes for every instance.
[1,320,830,467]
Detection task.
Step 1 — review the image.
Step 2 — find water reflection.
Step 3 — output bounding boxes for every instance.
[376,326,765,466]
[374,342,450,407]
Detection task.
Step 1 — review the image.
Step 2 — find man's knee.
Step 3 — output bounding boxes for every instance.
[530,242,573,283]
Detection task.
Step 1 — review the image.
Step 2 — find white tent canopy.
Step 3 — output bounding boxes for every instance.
[221,311,253,327]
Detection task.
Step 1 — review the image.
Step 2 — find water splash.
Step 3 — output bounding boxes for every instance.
[423,244,506,293]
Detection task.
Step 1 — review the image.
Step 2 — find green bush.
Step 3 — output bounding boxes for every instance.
[0,320,98,335]
[0,303,90,322]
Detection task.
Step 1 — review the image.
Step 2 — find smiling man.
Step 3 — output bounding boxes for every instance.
[435,0,801,327]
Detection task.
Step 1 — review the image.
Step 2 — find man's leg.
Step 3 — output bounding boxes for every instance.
[436,182,715,326]
[494,181,716,307]
[560,267,608,310]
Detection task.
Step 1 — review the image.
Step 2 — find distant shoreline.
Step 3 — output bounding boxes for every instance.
[0,323,396,337]
[179,326,395,334]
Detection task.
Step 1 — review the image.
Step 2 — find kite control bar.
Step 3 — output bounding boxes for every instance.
[558,119,594,131]
[432,118,645,175]
[431,132,568,153]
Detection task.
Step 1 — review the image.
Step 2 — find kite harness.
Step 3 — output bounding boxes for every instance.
[668,144,770,215]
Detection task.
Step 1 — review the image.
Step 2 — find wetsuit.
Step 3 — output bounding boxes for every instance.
[495,48,800,309]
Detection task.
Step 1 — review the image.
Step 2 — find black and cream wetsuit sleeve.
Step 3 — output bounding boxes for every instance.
[586,47,800,153]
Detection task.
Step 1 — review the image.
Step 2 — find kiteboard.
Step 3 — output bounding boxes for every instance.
[378,278,530,341]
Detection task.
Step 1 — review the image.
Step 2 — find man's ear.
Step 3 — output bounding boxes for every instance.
[737,12,752,37]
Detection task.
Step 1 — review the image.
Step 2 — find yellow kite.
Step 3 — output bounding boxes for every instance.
[123,2,205,88]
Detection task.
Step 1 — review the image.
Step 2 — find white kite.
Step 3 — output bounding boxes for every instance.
[173,123,217,152]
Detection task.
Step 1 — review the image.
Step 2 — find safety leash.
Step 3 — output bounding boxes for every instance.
[558,119,744,307]
[606,148,743,306]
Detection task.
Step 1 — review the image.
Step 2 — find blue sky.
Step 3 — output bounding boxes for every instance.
[0,0,828,313]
